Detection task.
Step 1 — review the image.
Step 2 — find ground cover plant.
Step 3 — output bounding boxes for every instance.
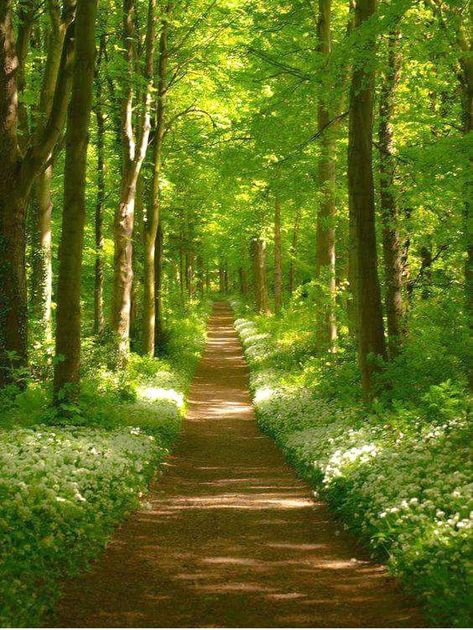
[0,304,209,627]
[233,298,472,627]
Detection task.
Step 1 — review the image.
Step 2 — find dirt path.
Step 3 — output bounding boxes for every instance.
[54,302,423,628]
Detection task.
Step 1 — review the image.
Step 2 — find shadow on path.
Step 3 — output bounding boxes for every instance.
[53,301,423,628]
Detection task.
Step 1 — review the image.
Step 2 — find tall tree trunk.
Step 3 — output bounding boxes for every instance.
[143,3,170,355]
[460,29,473,389]
[30,3,70,339]
[1,1,74,386]
[111,0,156,362]
[274,197,283,314]
[154,221,165,351]
[288,208,301,295]
[251,238,270,315]
[219,263,225,294]
[94,81,106,337]
[0,0,25,385]
[315,0,337,351]
[53,0,97,402]
[347,0,387,397]
[239,266,249,296]
[379,27,404,358]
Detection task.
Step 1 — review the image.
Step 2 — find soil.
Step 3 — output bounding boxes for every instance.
[53,301,424,628]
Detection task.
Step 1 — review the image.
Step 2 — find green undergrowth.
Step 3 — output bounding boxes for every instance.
[232,297,472,627]
[0,301,209,627]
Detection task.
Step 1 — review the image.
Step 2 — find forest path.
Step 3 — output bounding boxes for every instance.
[53,301,423,628]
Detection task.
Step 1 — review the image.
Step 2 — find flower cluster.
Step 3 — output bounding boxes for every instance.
[234,306,473,627]
[0,426,166,627]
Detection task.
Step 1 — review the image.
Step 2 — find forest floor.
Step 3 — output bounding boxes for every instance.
[52,302,423,628]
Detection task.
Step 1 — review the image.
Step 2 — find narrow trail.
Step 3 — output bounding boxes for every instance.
[54,302,423,628]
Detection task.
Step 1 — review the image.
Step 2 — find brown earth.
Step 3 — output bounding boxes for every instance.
[53,301,423,628]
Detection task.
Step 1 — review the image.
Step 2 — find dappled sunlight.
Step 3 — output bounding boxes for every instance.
[53,303,422,629]
[138,386,185,408]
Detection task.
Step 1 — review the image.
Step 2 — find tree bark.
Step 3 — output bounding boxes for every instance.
[30,2,70,339]
[111,0,156,362]
[219,263,225,294]
[347,0,387,396]
[239,266,249,296]
[459,19,473,389]
[288,208,301,295]
[0,2,75,386]
[143,2,170,355]
[94,73,106,338]
[154,221,165,351]
[53,0,98,402]
[0,0,25,384]
[379,27,404,358]
[274,197,283,314]
[251,238,270,315]
[315,0,337,350]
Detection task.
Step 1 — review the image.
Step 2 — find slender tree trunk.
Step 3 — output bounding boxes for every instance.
[239,266,249,296]
[288,208,301,295]
[94,85,106,337]
[274,197,283,314]
[315,0,337,351]
[30,5,69,339]
[461,42,473,389]
[154,221,165,350]
[111,0,156,362]
[251,238,270,315]
[379,28,404,358]
[179,229,186,303]
[347,0,387,396]
[143,3,170,355]
[219,264,225,294]
[53,0,97,402]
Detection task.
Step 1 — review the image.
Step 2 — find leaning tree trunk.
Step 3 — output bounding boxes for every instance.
[30,4,70,340]
[379,28,404,358]
[53,0,98,403]
[347,0,387,397]
[111,0,156,362]
[315,0,337,351]
[251,238,270,315]
[274,197,283,314]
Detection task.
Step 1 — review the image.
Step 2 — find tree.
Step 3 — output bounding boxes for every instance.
[143,2,171,356]
[30,0,75,340]
[378,27,404,357]
[0,0,74,386]
[251,237,270,315]
[347,0,387,395]
[315,0,337,351]
[273,196,283,314]
[54,0,98,402]
[111,0,156,363]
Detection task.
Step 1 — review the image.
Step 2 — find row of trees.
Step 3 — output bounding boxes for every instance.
[213,0,472,397]
[0,0,231,403]
[0,0,471,402]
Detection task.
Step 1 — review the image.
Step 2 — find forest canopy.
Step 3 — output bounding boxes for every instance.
[0,0,472,626]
